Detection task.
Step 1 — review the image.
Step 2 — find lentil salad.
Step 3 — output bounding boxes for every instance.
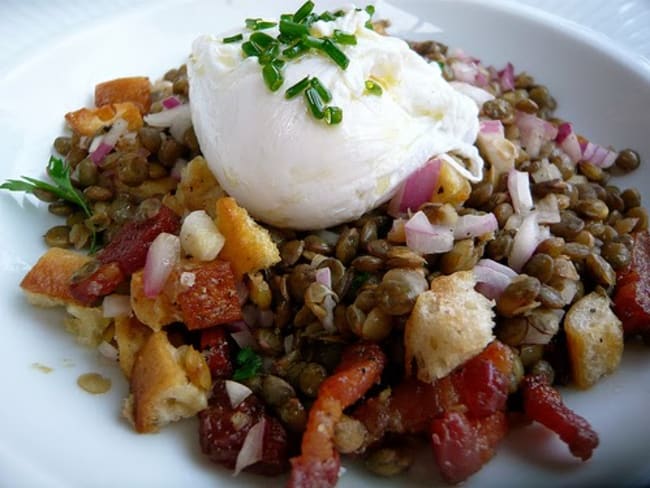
[3,3,650,487]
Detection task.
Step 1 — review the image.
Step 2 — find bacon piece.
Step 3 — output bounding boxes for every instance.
[200,327,233,379]
[70,205,180,304]
[521,375,599,461]
[431,411,507,484]
[288,343,386,488]
[613,231,650,334]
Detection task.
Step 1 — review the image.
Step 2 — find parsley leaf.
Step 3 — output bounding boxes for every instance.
[232,347,263,381]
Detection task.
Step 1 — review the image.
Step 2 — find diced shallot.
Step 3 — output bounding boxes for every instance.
[102,294,132,318]
[515,111,558,158]
[234,417,267,476]
[315,267,332,289]
[508,212,546,272]
[388,158,442,217]
[479,119,504,137]
[144,104,192,143]
[508,169,533,215]
[498,62,515,92]
[450,81,494,108]
[89,118,128,165]
[170,159,188,181]
[476,258,518,278]
[556,123,582,164]
[474,262,515,300]
[229,321,257,349]
[224,380,253,409]
[581,141,617,168]
[404,211,454,255]
[454,213,498,239]
[161,95,182,110]
[143,232,180,298]
[97,341,119,362]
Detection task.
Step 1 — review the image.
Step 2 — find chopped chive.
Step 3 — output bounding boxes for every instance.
[277,33,293,44]
[365,20,375,30]
[333,9,346,17]
[304,86,325,119]
[280,13,294,22]
[285,76,311,99]
[365,5,376,16]
[318,11,336,22]
[333,29,357,45]
[262,63,283,91]
[272,58,286,70]
[222,33,243,44]
[245,18,277,30]
[283,41,309,59]
[249,31,276,50]
[302,35,325,50]
[241,41,261,58]
[364,79,383,96]
[293,0,315,23]
[279,19,310,38]
[310,77,332,103]
[258,43,280,65]
[322,39,349,69]
[324,106,343,125]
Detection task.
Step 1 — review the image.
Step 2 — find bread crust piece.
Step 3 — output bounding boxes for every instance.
[114,315,153,379]
[564,292,623,389]
[20,248,92,308]
[123,330,211,433]
[405,271,495,382]
[94,76,151,114]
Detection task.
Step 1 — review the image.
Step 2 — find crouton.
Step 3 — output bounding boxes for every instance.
[94,76,151,114]
[431,160,472,206]
[564,292,623,389]
[405,271,495,382]
[215,197,280,279]
[115,315,152,379]
[180,210,225,261]
[65,102,143,136]
[64,304,112,348]
[477,132,517,186]
[174,157,225,218]
[130,269,183,331]
[122,331,211,433]
[20,247,92,308]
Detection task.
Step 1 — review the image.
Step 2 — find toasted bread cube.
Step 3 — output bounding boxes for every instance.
[564,292,623,389]
[215,197,280,279]
[405,271,495,382]
[20,247,92,308]
[477,132,517,186]
[130,269,183,331]
[431,160,472,206]
[64,304,112,347]
[122,331,211,433]
[95,76,151,114]
[177,260,242,330]
[115,315,152,379]
[65,102,143,136]
[175,157,225,218]
[180,210,225,261]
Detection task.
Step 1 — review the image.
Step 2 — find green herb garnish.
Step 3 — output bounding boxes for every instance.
[321,39,349,69]
[285,76,311,99]
[293,0,315,23]
[364,79,383,96]
[222,33,243,44]
[1,156,97,252]
[262,62,284,91]
[250,31,276,50]
[324,106,343,125]
[241,40,261,58]
[304,86,325,119]
[279,19,310,39]
[333,29,357,45]
[233,347,263,381]
[310,77,332,103]
[245,18,278,31]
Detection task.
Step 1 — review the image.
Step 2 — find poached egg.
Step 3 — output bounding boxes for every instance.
[188,7,482,229]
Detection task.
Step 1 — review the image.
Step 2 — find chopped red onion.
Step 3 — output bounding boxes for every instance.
[556,123,582,164]
[404,211,454,255]
[224,380,253,409]
[498,62,515,92]
[229,321,257,349]
[454,213,498,239]
[161,95,182,110]
[515,111,558,158]
[474,263,515,300]
[234,417,266,476]
[476,258,518,278]
[97,341,119,362]
[582,141,617,168]
[450,82,494,108]
[508,168,533,215]
[89,118,128,166]
[508,212,544,272]
[451,59,480,84]
[315,267,332,289]
[388,157,442,217]
[143,232,180,298]
[479,119,504,137]
[102,294,132,318]
[144,104,192,143]
[170,159,188,181]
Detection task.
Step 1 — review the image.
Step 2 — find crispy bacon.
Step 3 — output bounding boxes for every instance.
[431,411,507,484]
[200,327,233,379]
[70,204,180,304]
[288,343,386,488]
[521,375,599,461]
[613,230,650,335]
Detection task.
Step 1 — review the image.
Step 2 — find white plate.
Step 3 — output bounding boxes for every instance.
[1,1,649,487]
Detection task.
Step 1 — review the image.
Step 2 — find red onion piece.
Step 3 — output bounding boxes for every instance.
[582,141,617,168]
[162,95,182,110]
[89,142,113,166]
[474,264,515,300]
[515,111,558,158]
[143,232,180,298]
[388,157,442,217]
[89,118,128,166]
[170,159,187,181]
[479,119,504,137]
[404,211,454,255]
[224,380,253,409]
[97,341,119,361]
[508,212,543,272]
[102,294,132,318]
[508,168,533,215]
[234,417,266,476]
[315,267,332,289]
[229,321,257,349]
[498,62,515,92]
[451,60,479,84]
[477,258,518,278]
[145,104,190,127]
[450,82,494,107]
[454,213,498,239]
